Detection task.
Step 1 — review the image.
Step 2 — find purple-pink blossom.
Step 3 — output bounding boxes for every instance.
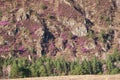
[49,42,55,49]
[19,46,25,51]
[0,21,9,26]
[0,46,9,52]
[81,47,89,53]
[66,44,72,49]
[0,48,9,52]
[61,32,68,41]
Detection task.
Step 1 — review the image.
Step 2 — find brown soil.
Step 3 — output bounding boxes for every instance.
[5,75,120,80]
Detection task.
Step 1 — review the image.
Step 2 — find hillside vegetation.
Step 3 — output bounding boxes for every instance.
[0,0,120,79]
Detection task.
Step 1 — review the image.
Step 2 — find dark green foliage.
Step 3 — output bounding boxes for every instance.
[54,59,62,75]
[45,58,53,76]
[87,30,95,39]
[30,56,53,77]
[100,15,111,25]
[30,57,44,77]
[40,4,48,10]
[107,55,115,74]
[99,30,106,43]
[106,50,120,74]
[66,0,74,3]
[30,64,38,77]
[81,59,92,74]
[0,57,4,76]
[110,68,120,74]
[112,48,120,61]
[99,29,114,45]
[0,52,120,78]
[91,57,103,74]
[48,15,55,19]
[10,61,20,78]
[18,67,31,77]
[53,58,69,75]
[0,11,2,17]
[4,57,14,66]
[8,55,120,78]
[10,58,31,78]
[39,65,47,76]
[70,61,83,75]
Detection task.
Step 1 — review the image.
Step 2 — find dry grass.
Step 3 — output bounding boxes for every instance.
[3,75,120,80]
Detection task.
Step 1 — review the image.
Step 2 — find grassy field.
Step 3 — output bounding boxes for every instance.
[5,75,120,80]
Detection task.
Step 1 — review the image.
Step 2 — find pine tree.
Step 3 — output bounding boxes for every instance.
[107,55,115,74]
[110,68,120,74]
[91,57,102,74]
[0,57,4,76]
[45,58,52,76]
[62,61,67,75]
[55,59,62,75]
[39,65,47,76]
[30,64,38,77]
[82,59,92,74]
[10,61,20,78]
[113,48,120,61]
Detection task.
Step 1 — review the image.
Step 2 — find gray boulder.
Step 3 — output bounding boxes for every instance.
[72,24,87,37]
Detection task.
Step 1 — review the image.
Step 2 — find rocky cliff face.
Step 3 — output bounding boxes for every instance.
[0,0,120,61]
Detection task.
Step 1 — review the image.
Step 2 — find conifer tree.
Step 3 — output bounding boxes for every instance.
[91,57,102,74]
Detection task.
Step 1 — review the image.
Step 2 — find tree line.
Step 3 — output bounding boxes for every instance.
[0,50,120,78]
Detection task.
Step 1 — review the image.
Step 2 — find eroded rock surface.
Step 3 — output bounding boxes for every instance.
[0,0,120,61]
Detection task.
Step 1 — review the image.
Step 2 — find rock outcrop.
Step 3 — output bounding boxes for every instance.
[0,0,120,61]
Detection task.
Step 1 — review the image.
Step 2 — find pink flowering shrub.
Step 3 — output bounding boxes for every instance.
[49,42,57,56]
[74,38,90,53]
[0,46,9,52]
[66,43,72,49]
[18,46,25,51]
[75,38,85,46]
[66,43,76,55]
[81,47,89,53]
[49,42,55,50]
[0,48,9,52]
[0,21,9,26]
[61,32,68,42]
[18,45,25,54]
